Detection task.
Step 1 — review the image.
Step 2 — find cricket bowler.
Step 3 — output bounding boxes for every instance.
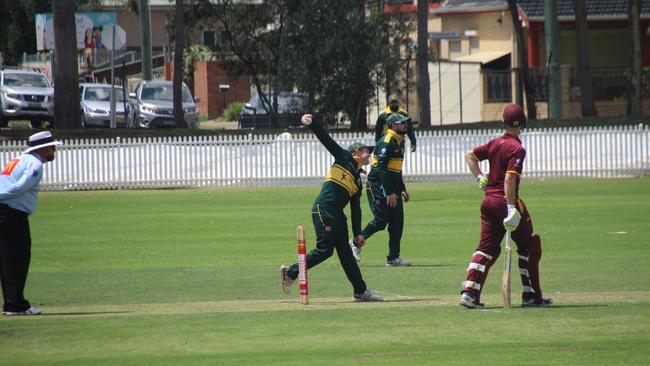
[280,114,383,302]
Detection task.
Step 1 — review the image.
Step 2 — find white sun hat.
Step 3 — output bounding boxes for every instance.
[24,131,63,153]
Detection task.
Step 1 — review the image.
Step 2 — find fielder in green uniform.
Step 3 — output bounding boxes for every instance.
[375,94,417,152]
[352,113,412,266]
[280,114,383,302]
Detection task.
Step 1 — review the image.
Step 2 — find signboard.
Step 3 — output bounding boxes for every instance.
[429,32,461,40]
[35,12,118,51]
[102,25,127,50]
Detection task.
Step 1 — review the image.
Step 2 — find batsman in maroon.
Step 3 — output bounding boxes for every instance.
[459,104,552,309]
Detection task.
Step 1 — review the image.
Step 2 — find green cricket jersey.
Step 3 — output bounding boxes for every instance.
[374,107,417,146]
[309,121,364,236]
[368,129,406,197]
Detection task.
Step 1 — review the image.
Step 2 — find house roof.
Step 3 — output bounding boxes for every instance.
[434,0,508,15]
[435,0,650,20]
[518,0,650,21]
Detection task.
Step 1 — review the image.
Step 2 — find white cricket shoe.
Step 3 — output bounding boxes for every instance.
[459,292,485,309]
[386,257,411,267]
[353,289,384,302]
[280,265,294,294]
[3,306,42,316]
[349,239,361,262]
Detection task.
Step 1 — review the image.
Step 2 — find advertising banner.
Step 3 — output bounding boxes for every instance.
[35,12,118,51]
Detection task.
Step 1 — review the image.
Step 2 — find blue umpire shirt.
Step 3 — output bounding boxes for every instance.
[0,152,44,215]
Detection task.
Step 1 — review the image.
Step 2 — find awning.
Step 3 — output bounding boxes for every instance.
[451,51,510,64]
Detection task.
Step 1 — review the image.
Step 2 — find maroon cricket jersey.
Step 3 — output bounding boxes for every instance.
[472,133,526,198]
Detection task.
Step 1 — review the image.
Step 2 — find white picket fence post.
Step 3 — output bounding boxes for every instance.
[0,125,648,191]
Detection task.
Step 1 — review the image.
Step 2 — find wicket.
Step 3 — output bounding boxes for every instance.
[297,226,308,305]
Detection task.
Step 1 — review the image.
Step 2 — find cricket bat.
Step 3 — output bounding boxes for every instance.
[501,232,512,309]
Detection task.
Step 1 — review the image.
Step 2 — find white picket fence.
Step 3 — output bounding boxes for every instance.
[1,125,648,191]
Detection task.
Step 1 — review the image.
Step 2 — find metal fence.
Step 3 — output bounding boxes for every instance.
[1,125,648,191]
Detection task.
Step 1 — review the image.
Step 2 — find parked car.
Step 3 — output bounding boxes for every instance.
[79,83,128,128]
[127,80,200,129]
[238,91,313,129]
[0,68,54,128]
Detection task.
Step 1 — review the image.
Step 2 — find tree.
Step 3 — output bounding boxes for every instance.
[173,0,188,128]
[416,0,431,128]
[0,0,50,66]
[282,0,386,129]
[573,0,598,117]
[507,0,537,119]
[628,0,642,117]
[52,0,80,129]
[181,0,403,129]
[0,0,100,66]
[180,0,286,127]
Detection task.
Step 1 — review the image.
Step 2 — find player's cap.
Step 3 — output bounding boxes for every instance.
[388,94,400,103]
[347,142,374,154]
[502,104,527,128]
[24,131,63,153]
[386,113,410,127]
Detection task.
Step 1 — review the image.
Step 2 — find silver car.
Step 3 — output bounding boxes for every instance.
[0,68,54,128]
[79,83,128,128]
[127,80,199,129]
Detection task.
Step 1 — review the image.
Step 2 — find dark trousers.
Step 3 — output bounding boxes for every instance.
[360,183,404,261]
[0,204,32,312]
[288,204,367,294]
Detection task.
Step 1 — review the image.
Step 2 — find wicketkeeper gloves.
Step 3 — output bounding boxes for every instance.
[503,204,521,231]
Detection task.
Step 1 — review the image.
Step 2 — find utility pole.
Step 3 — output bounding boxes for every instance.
[545,0,562,118]
[139,0,152,80]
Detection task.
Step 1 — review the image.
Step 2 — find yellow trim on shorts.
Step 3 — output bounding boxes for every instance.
[387,158,404,173]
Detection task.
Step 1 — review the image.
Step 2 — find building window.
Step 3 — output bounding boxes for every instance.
[449,40,461,60]
[203,30,216,47]
[469,37,479,54]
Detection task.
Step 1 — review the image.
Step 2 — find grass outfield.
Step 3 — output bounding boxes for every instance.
[1,178,649,365]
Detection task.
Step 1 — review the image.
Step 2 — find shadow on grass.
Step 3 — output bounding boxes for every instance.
[363,264,456,268]
[40,311,133,316]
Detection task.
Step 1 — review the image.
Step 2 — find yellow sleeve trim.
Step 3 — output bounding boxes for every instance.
[506,170,520,175]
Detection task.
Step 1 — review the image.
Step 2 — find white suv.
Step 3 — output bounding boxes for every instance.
[0,68,54,128]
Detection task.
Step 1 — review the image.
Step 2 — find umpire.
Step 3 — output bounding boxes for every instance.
[280,114,383,302]
[352,113,412,266]
[0,131,62,316]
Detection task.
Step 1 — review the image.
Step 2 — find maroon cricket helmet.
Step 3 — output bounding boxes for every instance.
[502,104,527,128]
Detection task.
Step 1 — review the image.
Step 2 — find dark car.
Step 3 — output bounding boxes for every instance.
[238,91,314,129]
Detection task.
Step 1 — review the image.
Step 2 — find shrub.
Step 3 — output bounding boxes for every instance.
[223,101,244,121]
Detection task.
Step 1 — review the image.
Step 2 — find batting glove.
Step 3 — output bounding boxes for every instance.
[503,204,521,231]
[477,174,488,191]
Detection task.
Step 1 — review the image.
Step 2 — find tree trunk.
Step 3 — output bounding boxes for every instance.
[52,0,80,129]
[173,0,187,128]
[574,0,598,117]
[416,0,431,128]
[507,0,537,119]
[628,0,642,117]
